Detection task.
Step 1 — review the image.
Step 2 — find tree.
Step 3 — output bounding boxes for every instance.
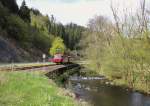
[49,37,66,56]
[81,15,113,73]
[81,0,150,92]
[0,0,19,13]
[19,0,31,23]
[65,23,84,50]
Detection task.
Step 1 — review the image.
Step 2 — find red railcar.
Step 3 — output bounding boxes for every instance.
[49,53,71,64]
[52,54,63,63]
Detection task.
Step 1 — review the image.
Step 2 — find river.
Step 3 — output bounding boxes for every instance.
[65,72,150,106]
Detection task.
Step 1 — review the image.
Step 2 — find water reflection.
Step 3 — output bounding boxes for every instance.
[131,93,143,106]
[66,76,150,106]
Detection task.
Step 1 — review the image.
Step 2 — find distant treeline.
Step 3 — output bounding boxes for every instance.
[0,0,85,55]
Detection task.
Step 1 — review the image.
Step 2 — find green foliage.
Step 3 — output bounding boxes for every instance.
[81,15,150,93]
[30,11,84,50]
[32,29,52,52]
[49,37,66,56]
[0,0,18,13]
[0,0,84,62]
[65,23,84,50]
[6,15,29,45]
[0,2,9,28]
[0,1,53,53]
[31,11,48,32]
[18,0,31,23]
[30,8,84,53]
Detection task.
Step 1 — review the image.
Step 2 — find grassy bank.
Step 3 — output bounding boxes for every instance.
[0,71,86,106]
[83,64,150,95]
[110,76,150,95]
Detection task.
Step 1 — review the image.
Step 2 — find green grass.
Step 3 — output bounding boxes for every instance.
[0,71,81,106]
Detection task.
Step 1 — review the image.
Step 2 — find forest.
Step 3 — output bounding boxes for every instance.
[0,0,84,62]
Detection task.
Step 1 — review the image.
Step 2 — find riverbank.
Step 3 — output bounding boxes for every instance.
[111,77,150,96]
[80,65,150,95]
[65,71,150,106]
[91,70,150,95]
[0,71,87,106]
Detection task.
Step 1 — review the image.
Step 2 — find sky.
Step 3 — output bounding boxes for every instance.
[16,0,144,26]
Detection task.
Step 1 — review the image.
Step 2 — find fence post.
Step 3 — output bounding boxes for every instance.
[11,61,14,71]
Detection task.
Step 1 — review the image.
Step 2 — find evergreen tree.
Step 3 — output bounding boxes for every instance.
[19,0,31,23]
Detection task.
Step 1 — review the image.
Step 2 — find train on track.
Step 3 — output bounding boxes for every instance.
[49,53,71,64]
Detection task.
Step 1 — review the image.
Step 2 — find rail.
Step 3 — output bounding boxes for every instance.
[0,62,55,71]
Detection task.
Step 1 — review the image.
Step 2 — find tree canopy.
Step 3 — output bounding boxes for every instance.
[49,37,66,56]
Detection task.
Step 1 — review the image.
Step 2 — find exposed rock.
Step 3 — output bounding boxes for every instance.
[0,36,43,63]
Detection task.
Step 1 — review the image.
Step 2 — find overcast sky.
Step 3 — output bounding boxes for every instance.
[16,0,144,26]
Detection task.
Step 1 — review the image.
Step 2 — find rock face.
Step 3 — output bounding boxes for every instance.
[0,36,43,63]
[0,37,20,62]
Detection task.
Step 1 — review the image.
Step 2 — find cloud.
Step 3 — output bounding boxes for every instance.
[59,0,100,3]
[45,0,100,3]
[17,0,141,26]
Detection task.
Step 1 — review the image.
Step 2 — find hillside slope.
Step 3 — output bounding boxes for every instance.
[0,0,84,63]
[0,36,44,63]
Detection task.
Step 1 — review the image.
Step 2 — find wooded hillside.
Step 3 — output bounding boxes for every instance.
[0,0,84,62]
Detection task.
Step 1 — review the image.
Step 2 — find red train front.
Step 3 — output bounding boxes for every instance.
[52,53,64,63]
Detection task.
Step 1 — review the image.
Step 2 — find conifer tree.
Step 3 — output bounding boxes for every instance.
[19,0,30,23]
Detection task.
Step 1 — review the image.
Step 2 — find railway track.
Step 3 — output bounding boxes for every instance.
[0,62,55,71]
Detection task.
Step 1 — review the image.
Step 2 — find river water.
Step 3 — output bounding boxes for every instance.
[65,75,150,106]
